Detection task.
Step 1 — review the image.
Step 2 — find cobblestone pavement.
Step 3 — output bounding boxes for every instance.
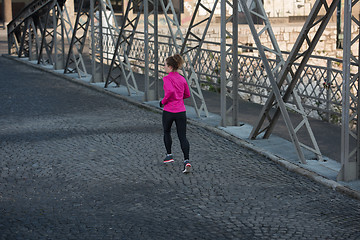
[1,56,360,240]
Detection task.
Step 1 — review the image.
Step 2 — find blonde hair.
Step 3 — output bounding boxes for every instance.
[166,54,184,71]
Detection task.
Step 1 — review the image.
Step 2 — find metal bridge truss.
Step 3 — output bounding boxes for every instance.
[73,0,122,82]
[89,0,103,82]
[338,0,360,181]
[104,0,143,95]
[88,0,120,82]
[20,19,39,60]
[180,0,220,85]
[144,0,159,101]
[245,0,339,163]
[7,0,89,75]
[42,1,66,70]
[36,2,58,66]
[63,0,89,77]
[7,0,55,58]
[159,0,210,117]
[220,0,240,126]
[239,0,324,163]
[38,0,87,73]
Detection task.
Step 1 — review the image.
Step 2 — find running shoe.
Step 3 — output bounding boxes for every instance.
[183,160,191,173]
[163,154,174,163]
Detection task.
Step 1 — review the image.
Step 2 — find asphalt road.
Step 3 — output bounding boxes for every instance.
[1,56,360,239]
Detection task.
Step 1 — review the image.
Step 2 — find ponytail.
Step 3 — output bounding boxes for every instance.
[166,54,184,71]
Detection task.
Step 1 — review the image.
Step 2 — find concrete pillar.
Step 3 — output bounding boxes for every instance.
[3,0,13,25]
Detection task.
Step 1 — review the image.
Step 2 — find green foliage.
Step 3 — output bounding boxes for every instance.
[201,76,220,93]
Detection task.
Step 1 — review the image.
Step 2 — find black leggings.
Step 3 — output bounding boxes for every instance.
[162,110,190,160]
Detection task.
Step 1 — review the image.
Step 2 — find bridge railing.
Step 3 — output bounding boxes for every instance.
[95,29,356,127]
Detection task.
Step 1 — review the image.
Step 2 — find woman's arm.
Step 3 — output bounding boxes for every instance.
[162,77,174,105]
[183,82,191,99]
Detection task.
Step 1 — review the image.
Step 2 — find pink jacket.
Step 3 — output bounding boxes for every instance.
[162,72,191,113]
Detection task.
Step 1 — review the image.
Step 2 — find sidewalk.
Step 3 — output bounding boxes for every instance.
[0,27,7,55]
[2,27,360,200]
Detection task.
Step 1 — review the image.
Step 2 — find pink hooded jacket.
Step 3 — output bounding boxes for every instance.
[162,72,191,113]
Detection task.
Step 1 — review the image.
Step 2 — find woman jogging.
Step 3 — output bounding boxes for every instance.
[160,54,191,173]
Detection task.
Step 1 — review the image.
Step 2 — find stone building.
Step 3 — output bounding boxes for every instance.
[0,0,343,26]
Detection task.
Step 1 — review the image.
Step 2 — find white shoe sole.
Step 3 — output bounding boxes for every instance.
[183,164,191,173]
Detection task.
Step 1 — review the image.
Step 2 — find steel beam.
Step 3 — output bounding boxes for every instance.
[52,2,65,70]
[337,0,360,181]
[37,5,56,66]
[28,20,41,61]
[220,0,239,126]
[18,19,30,58]
[144,0,160,101]
[89,0,104,82]
[64,0,89,77]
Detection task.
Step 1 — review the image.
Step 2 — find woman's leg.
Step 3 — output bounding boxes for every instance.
[174,111,190,160]
[162,111,174,154]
